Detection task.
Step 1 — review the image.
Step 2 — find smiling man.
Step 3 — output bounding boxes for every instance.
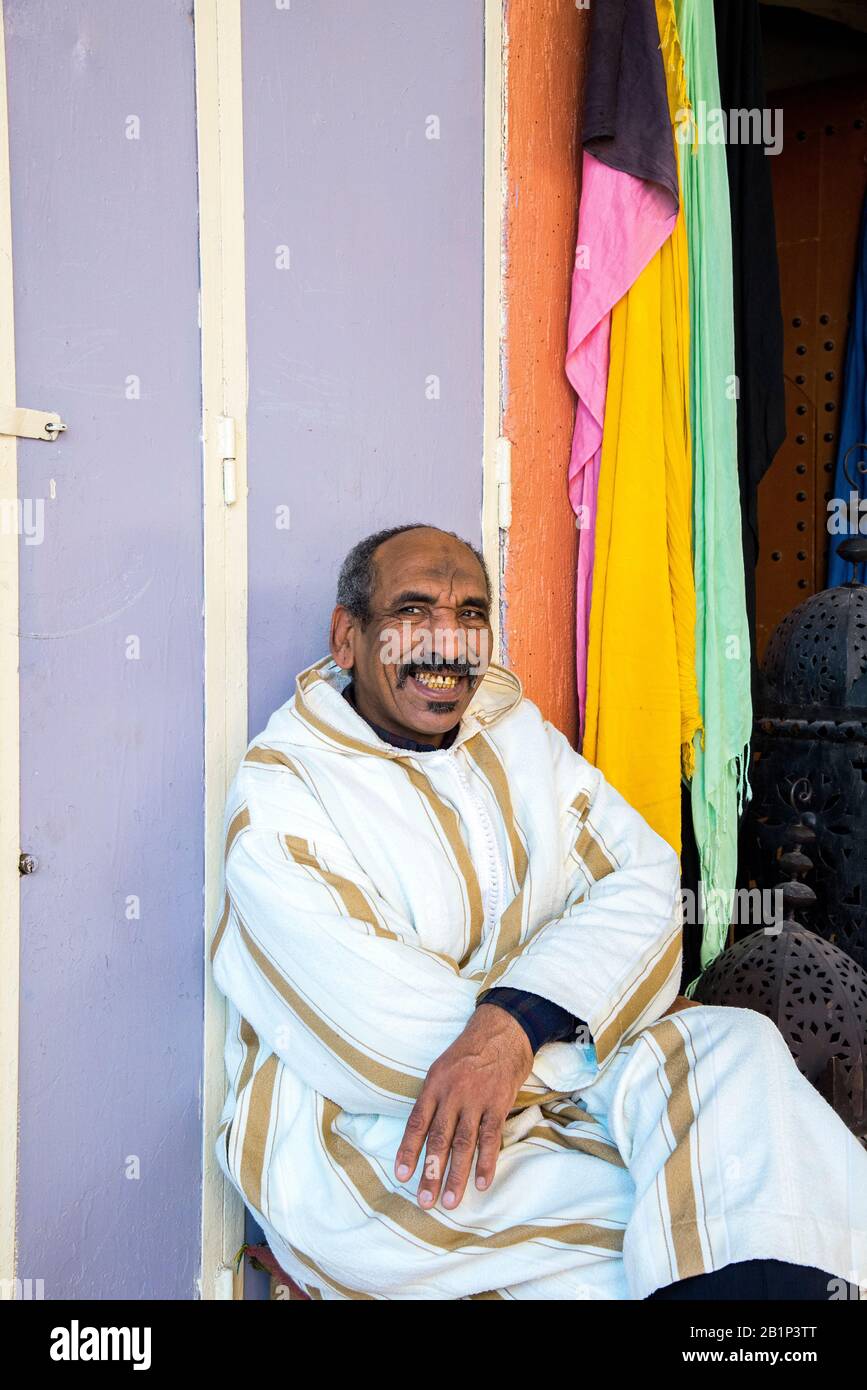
[211,523,867,1301]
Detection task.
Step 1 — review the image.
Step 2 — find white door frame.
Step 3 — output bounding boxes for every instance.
[483,0,508,662]
[195,0,250,1302]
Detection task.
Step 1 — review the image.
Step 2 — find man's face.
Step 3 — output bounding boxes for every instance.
[330,528,493,746]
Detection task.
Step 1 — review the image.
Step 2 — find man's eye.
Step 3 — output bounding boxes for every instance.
[398,605,422,615]
[462,610,487,621]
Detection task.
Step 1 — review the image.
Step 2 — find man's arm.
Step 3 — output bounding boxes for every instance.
[393,1000,534,1210]
[480,722,683,1072]
[212,770,483,1118]
[394,723,682,1209]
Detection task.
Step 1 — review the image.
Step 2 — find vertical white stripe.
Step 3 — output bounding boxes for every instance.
[195,0,249,1302]
[0,0,20,1300]
[483,0,506,660]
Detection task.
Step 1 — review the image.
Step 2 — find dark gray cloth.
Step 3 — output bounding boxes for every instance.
[582,0,678,203]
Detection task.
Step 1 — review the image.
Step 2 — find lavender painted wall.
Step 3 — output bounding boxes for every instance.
[241,0,485,736]
[5,0,204,1298]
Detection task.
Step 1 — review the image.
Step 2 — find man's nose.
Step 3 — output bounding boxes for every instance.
[426,617,463,663]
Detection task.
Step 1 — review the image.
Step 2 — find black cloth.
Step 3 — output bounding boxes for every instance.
[713,0,787,659]
[679,780,703,990]
[340,680,584,1052]
[582,0,678,203]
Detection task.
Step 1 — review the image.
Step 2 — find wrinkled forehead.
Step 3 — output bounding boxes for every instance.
[372,531,487,605]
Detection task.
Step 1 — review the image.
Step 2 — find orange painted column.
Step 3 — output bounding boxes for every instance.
[501,0,589,744]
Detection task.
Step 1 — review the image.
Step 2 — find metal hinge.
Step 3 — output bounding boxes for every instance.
[218,415,237,505]
[0,406,66,441]
[496,436,512,529]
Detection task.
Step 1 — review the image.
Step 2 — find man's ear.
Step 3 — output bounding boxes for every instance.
[330,605,356,670]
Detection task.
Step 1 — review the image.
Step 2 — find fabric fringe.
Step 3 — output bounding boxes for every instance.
[682,736,754,997]
[683,971,701,998]
[657,0,692,118]
[680,718,702,781]
[681,737,696,781]
[737,739,753,813]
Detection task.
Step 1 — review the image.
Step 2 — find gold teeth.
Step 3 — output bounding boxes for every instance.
[415,671,458,689]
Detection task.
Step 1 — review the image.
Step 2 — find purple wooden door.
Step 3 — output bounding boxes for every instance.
[241,0,485,735]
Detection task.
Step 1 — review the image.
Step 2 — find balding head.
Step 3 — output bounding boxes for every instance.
[330,523,492,746]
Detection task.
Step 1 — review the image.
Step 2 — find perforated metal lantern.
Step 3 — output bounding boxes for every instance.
[693,921,867,1144]
[746,535,867,971]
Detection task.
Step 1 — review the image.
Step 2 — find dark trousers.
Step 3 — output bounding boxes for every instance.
[646,1258,858,1300]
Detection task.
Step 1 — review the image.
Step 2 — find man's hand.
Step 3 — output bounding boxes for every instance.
[394,1003,533,1210]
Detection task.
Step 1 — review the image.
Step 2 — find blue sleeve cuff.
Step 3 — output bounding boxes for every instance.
[477,987,587,1054]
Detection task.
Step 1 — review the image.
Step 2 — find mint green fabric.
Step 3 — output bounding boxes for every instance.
[674,0,752,986]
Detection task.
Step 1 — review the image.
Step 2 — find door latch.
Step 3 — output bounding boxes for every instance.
[218,415,237,505]
[0,406,67,441]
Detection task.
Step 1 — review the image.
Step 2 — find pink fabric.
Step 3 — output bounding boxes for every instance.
[565,152,678,736]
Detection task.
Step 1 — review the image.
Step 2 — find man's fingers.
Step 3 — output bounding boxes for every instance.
[474,1111,503,1192]
[394,1091,436,1182]
[417,1109,459,1207]
[441,1115,480,1210]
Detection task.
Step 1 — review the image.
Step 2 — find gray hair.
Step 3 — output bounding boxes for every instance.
[336,523,491,627]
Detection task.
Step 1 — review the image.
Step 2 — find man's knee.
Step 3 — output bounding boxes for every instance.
[627,1004,791,1093]
[706,1003,784,1046]
[644,1002,787,1063]
[687,1003,794,1074]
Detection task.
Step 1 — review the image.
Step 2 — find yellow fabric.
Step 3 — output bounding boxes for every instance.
[582,0,701,854]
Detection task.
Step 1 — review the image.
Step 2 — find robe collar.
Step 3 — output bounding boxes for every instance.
[341,681,459,752]
[288,655,524,758]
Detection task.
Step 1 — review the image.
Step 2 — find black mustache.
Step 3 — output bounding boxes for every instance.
[395,660,476,685]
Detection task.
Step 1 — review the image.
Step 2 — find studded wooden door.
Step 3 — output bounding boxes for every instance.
[757,74,867,660]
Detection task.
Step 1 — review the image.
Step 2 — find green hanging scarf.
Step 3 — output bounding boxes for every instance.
[674,0,752,986]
